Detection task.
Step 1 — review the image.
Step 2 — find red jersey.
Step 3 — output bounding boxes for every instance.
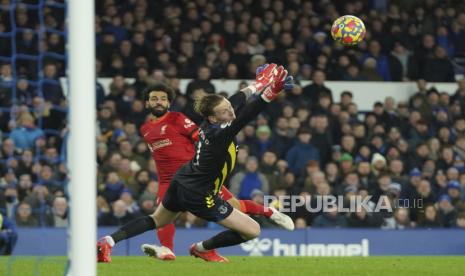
[140,112,198,185]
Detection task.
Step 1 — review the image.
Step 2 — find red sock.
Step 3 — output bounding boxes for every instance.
[239,200,273,218]
[157,223,175,251]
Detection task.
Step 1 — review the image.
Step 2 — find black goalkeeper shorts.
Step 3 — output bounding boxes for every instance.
[162,179,234,222]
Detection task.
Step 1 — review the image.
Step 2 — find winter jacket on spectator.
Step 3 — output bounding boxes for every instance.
[408,125,430,149]
[269,129,293,160]
[362,51,391,81]
[9,127,44,151]
[229,163,270,201]
[249,126,273,159]
[310,128,333,167]
[423,47,455,82]
[437,195,458,228]
[9,113,45,150]
[286,140,320,177]
[302,83,332,108]
[312,212,348,228]
[100,178,125,203]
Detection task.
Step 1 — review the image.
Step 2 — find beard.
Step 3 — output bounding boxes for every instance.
[150,105,168,117]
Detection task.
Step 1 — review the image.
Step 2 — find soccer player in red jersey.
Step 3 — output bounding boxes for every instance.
[97,64,294,263]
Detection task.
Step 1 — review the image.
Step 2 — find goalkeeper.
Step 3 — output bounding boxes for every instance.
[98,63,294,262]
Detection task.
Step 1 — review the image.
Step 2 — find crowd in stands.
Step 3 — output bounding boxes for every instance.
[93,0,465,82]
[0,0,465,231]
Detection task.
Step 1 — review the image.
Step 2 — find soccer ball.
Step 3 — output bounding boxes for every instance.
[331,15,366,46]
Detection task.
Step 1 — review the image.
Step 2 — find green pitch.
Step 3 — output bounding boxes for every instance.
[1,256,464,276]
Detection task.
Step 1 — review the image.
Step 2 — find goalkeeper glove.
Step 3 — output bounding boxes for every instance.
[261,66,294,102]
[246,63,277,94]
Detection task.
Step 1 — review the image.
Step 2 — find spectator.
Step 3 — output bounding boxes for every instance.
[17,174,33,202]
[15,202,39,227]
[452,79,465,112]
[338,153,354,176]
[390,41,413,81]
[437,195,458,227]
[119,189,140,215]
[45,196,68,227]
[41,63,64,104]
[437,146,456,171]
[302,70,332,108]
[347,207,383,228]
[38,165,62,194]
[423,46,455,82]
[310,114,333,166]
[371,153,387,177]
[312,205,348,228]
[286,127,320,177]
[269,117,293,159]
[16,78,35,106]
[392,208,413,229]
[259,150,285,193]
[0,64,12,82]
[1,184,19,220]
[250,125,273,158]
[117,158,137,194]
[446,181,465,211]
[454,212,465,229]
[418,204,442,228]
[8,113,45,151]
[100,171,125,203]
[185,66,215,99]
[98,199,138,226]
[0,213,18,255]
[362,40,391,81]
[294,218,308,229]
[454,136,465,162]
[229,156,269,200]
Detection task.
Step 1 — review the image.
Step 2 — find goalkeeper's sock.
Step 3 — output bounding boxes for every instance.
[239,200,273,218]
[110,216,156,244]
[200,230,248,251]
[157,223,175,251]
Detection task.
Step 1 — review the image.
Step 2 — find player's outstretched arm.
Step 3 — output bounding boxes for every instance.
[227,63,277,115]
[219,65,294,139]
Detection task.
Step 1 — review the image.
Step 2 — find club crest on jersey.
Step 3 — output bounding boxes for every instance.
[184,118,195,129]
[160,124,167,135]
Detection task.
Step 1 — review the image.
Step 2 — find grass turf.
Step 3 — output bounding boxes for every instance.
[0,256,464,276]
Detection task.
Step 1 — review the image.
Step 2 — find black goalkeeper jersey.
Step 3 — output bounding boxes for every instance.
[173,92,267,201]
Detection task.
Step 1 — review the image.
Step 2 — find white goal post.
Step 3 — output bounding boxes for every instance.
[68,0,96,275]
